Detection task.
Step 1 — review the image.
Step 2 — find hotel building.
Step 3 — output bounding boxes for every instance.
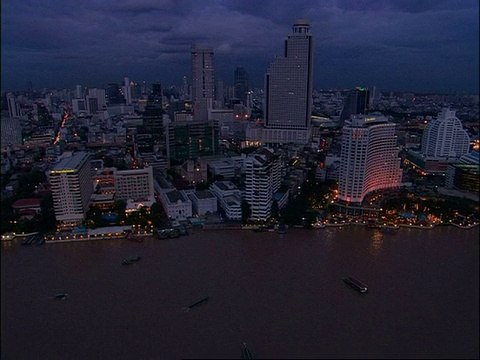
[114,167,155,202]
[421,108,470,159]
[263,19,314,145]
[49,151,93,227]
[338,114,401,204]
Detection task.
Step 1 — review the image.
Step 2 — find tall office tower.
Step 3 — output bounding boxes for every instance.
[215,78,224,109]
[49,151,93,227]
[151,82,162,104]
[123,77,132,106]
[75,85,83,99]
[182,76,190,100]
[234,67,249,105]
[106,83,125,105]
[245,147,282,221]
[339,87,370,126]
[88,88,107,109]
[6,93,19,117]
[191,44,215,121]
[421,108,470,159]
[338,114,401,205]
[263,19,314,145]
[114,167,154,202]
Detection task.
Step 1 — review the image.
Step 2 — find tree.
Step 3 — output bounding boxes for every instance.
[271,200,279,220]
[241,199,251,224]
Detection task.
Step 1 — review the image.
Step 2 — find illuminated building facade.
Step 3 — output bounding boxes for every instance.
[49,151,93,226]
[421,108,470,158]
[245,147,282,221]
[114,167,154,202]
[263,20,314,145]
[338,114,401,204]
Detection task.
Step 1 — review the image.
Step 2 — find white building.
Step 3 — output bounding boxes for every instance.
[209,181,243,220]
[244,147,282,221]
[49,151,93,226]
[114,167,154,201]
[338,114,402,204]
[263,20,314,145]
[421,108,470,159]
[160,189,192,221]
[188,190,218,216]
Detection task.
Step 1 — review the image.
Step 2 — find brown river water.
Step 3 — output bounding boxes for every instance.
[1,225,479,359]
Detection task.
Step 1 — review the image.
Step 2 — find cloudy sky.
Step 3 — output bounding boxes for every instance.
[2,0,479,93]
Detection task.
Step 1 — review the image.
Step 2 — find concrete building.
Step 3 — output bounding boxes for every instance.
[263,20,314,145]
[338,114,402,204]
[6,93,20,118]
[209,181,243,220]
[191,45,215,121]
[159,189,192,221]
[245,147,282,221]
[114,167,154,201]
[188,190,218,216]
[49,151,93,227]
[421,108,470,159]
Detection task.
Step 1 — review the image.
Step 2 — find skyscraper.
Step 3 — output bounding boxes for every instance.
[421,108,470,159]
[263,19,314,145]
[338,114,401,204]
[123,77,132,106]
[6,93,19,117]
[191,45,215,121]
[339,87,370,126]
[234,67,249,105]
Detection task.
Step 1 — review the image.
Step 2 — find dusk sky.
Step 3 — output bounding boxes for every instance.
[1,0,479,94]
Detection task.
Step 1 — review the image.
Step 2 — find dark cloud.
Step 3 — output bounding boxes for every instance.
[1,0,478,93]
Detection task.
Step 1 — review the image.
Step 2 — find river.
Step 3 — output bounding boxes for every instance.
[1,225,479,359]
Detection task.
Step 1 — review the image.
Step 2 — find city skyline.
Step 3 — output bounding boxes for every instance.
[1,0,479,94]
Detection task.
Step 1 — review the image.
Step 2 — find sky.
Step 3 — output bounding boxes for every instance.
[1,0,479,94]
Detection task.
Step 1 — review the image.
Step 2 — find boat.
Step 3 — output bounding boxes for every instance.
[312,222,326,229]
[52,293,68,300]
[183,296,209,312]
[343,276,368,293]
[381,227,396,234]
[242,343,254,359]
[157,229,169,239]
[122,255,141,265]
[127,233,143,242]
[277,223,287,234]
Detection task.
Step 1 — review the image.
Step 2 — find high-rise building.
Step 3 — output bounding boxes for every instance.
[245,147,282,221]
[6,93,19,118]
[123,77,132,106]
[191,45,215,121]
[88,88,106,109]
[338,114,401,204]
[421,108,470,159]
[106,83,125,105]
[167,120,219,162]
[263,19,314,145]
[339,87,370,126]
[49,151,93,227]
[234,67,249,105]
